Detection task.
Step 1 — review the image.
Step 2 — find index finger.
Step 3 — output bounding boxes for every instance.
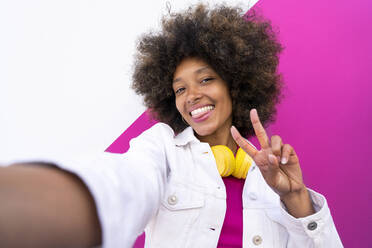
[250,109,270,149]
[231,126,258,157]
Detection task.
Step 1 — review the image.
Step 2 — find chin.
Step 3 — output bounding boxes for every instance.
[192,124,217,137]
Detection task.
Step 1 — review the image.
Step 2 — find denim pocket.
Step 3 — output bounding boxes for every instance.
[146,182,205,247]
[161,182,205,211]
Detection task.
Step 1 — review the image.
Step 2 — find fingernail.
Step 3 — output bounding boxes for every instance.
[268,154,276,164]
[231,126,239,134]
[281,157,287,164]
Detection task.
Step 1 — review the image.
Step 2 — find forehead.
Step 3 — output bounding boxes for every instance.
[173,57,214,82]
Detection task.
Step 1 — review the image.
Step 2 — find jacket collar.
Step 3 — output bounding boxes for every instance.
[174,126,200,146]
[173,125,257,169]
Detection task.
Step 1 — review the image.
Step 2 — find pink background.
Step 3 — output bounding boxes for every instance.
[106,0,372,247]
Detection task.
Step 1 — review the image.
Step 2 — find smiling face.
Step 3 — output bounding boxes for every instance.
[172,57,233,139]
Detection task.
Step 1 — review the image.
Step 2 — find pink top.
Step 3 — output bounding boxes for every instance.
[217,176,245,247]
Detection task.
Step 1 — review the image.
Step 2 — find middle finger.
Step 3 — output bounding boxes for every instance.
[271,135,283,157]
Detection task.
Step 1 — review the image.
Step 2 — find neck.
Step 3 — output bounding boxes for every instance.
[195,123,237,154]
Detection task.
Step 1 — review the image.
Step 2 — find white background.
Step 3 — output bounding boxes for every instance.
[0,0,257,164]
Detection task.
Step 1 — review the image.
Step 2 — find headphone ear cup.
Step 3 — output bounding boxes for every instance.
[233,148,254,179]
[211,145,235,177]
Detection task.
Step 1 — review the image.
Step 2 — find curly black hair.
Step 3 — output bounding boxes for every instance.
[131,3,283,137]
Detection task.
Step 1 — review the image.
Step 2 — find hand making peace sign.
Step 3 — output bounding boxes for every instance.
[231,109,306,199]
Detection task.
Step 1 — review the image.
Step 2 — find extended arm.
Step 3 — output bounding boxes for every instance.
[0,123,171,248]
[0,164,101,248]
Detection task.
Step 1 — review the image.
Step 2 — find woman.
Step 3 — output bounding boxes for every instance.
[0,3,342,247]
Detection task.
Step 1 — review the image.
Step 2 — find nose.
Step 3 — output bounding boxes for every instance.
[186,85,202,104]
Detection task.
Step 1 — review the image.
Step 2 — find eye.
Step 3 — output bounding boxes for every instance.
[175,87,185,95]
[201,77,214,83]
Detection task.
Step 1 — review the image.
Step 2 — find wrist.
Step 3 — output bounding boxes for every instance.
[280,186,308,203]
[280,187,315,218]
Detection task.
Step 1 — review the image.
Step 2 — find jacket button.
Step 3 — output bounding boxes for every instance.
[307,221,318,231]
[252,235,262,245]
[167,195,178,205]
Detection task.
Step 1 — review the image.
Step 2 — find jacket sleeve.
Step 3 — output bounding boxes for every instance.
[42,123,171,247]
[279,188,343,247]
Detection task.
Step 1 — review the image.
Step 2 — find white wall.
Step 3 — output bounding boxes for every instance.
[0,0,257,164]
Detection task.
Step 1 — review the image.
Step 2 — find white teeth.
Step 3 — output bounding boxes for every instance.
[190,105,215,117]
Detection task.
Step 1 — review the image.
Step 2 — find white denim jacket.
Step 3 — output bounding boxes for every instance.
[53,123,343,248]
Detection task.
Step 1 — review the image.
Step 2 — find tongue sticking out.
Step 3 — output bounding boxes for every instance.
[192,109,211,119]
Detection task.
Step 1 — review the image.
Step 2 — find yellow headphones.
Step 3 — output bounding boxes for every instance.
[211,145,253,179]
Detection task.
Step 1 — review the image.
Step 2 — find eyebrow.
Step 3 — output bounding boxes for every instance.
[173,66,211,84]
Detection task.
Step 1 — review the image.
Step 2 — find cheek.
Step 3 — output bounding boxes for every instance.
[175,99,184,116]
[217,87,232,108]
[223,102,233,117]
